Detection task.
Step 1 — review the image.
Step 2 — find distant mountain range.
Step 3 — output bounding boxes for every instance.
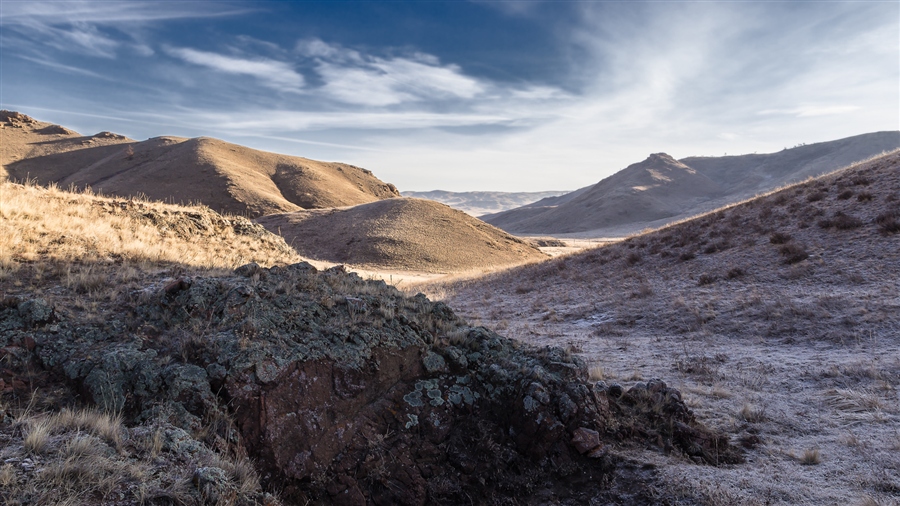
[402,190,570,216]
[482,131,900,237]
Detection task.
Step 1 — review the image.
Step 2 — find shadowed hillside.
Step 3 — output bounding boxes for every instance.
[1,111,399,217]
[484,132,900,236]
[437,151,900,504]
[257,198,548,273]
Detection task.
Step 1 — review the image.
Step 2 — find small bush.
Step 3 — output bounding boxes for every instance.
[626,252,641,265]
[800,448,821,465]
[856,192,874,202]
[837,189,854,200]
[769,232,792,244]
[875,211,900,234]
[780,243,809,264]
[820,212,863,230]
[833,212,864,230]
[807,191,826,202]
[852,176,870,186]
[697,274,718,286]
[679,251,696,262]
[726,267,745,279]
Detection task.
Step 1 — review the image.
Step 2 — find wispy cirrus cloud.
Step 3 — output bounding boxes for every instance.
[0,1,251,58]
[165,47,305,92]
[297,39,487,106]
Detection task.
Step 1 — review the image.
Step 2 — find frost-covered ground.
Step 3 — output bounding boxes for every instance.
[434,153,900,505]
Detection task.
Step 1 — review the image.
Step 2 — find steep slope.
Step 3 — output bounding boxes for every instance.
[440,151,900,504]
[485,153,722,234]
[402,189,570,216]
[1,111,399,217]
[257,197,547,272]
[484,132,900,236]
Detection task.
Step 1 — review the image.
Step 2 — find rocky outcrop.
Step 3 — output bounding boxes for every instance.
[0,264,740,504]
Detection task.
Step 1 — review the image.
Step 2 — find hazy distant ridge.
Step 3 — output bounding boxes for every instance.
[403,190,570,216]
[483,131,900,236]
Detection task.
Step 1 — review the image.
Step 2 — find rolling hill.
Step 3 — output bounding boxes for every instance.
[0,110,399,217]
[256,197,547,272]
[483,131,900,236]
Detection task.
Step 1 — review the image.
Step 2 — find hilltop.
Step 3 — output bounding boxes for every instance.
[257,197,547,273]
[0,111,399,218]
[483,131,900,236]
[438,151,900,504]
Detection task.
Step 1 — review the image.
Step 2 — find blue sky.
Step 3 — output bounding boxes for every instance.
[1,1,897,191]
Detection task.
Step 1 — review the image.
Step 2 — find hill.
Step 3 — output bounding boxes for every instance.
[438,151,900,504]
[402,189,570,216]
[256,197,547,273]
[483,131,900,236]
[0,110,399,217]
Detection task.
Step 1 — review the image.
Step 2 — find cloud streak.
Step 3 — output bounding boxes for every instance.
[165,47,305,92]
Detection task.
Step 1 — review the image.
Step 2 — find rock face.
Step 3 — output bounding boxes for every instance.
[0,264,740,504]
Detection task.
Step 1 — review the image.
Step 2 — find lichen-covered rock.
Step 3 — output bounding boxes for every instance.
[1,264,740,504]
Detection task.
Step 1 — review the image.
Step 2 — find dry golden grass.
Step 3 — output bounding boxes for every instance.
[1,408,275,506]
[0,181,301,271]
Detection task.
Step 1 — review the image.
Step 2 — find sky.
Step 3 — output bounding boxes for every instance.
[1,1,898,192]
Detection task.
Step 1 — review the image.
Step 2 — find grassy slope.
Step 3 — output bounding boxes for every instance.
[438,151,900,505]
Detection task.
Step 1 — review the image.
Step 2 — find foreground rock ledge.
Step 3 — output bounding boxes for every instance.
[0,263,741,504]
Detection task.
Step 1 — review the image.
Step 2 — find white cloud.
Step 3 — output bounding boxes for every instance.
[165,47,305,92]
[297,39,487,106]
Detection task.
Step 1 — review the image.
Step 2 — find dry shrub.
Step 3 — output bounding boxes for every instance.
[874,211,900,234]
[679,251,696,262]
[769,232,792,244]
[819,211,864,230]
[800,448,821,465]
[837,189,854,200]
[807,191,826,202]
[697,274,718,286]
[726,267,745,280]
[856,192,874,202]
[779,243,809,264]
